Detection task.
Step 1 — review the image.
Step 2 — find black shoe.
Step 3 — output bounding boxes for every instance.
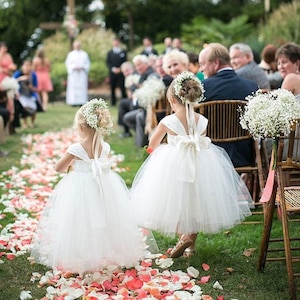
[119,132,132,138]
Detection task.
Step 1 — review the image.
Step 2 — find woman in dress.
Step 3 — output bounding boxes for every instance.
[276,42,300,100]
[32,47,53,111]
[131,71,252,258]
[31,99,147,275]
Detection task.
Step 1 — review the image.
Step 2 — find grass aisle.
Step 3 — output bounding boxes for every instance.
[0,102,291,299]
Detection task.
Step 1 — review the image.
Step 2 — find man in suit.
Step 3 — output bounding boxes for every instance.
[106,38,127,106]
[198,42,259,167]
[122,54,158,147]
[229,43,270,90]
[140,37,158,57]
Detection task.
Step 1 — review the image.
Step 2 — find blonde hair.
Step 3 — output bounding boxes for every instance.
[74,99,113,158]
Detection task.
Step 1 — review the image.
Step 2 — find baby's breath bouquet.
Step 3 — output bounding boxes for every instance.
[240,89,300,139]
[240,88,300,167]
[133,75,166,109]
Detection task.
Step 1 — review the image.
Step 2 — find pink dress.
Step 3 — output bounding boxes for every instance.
[35,64,53,92]
[0,55,14,83]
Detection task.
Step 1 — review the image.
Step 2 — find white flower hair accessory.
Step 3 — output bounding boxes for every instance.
[173,71,205,103]
[81,98,113,135]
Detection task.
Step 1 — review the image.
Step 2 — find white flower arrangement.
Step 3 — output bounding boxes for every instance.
[81,98,113,135]
[173,71,205,103]
[240,88,300,139]
[0,76,19,91]
[133,75,166,109]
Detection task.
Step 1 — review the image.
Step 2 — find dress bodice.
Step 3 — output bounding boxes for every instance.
[161,114,210,147]
[67,142,112,175]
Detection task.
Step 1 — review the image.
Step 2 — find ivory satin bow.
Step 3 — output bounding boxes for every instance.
[91,159,112,179]
[177,135,211,183]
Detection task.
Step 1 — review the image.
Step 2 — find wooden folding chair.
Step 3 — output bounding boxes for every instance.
[257,120,300,300]
[194,100,266,206]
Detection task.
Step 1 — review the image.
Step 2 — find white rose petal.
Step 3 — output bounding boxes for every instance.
[213,280,224,290]
[187,266,199,278]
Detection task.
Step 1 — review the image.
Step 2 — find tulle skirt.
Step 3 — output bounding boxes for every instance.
[31,170,147,274]
[131,143,252,236]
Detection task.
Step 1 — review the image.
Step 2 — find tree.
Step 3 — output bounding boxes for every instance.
[0,0,93,65]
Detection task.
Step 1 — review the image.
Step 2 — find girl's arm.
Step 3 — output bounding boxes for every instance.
[149,122,167,150]
[55,153,74,172]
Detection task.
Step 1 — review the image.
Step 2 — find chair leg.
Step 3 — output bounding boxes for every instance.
[257,182,277,271]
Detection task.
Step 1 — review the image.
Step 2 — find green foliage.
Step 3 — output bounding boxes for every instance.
[41,28,116,96]
[182,15,254,49]
[258,2,300,46]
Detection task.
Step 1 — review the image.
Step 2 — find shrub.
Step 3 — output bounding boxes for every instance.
[258,2,300,46]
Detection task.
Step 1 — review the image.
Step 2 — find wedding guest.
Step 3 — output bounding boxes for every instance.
[199,42,258,167]
[13,59,39,128]
[172,37,186,52]
[162,37,173,54]
[187,52,204,80]
[118,61,140,137]
[259,44,282,89]
[0,41,16,83]
[0,42,16,132]
[65,40,90,106]
[122,54,158,147]
[229,43,270,90]
[106,38,127,106]
[140,37,158,57]
[32,46,53,111]
[276,42,300,99]
[162,49,190,79]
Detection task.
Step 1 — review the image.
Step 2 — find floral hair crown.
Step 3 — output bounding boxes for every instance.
[81,98,113,135]
[173,71,205,104]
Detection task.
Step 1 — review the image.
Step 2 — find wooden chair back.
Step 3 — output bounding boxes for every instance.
[195,99,266,205]
[195,100,251,142]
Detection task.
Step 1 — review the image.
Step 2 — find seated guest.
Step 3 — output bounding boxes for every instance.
[199,42,258,167]
[229,43,270,90]
[13,59,39,128]
[118,61,140,137]
[162,49,190,79]
[187,52,204,80]
[259,44,282,89]
[122,54,157,147]
[276,42,300,99]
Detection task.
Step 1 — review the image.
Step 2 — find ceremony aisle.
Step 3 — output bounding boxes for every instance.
[0,127,215,300]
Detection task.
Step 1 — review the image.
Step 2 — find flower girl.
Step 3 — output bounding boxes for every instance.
[31,99,147,274]
[131,71,252,258]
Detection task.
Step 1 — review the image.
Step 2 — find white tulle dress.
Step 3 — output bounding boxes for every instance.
[31,142,147,274]
[131,113,252,236]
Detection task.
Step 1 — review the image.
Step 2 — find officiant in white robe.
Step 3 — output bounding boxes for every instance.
[65,40,90,106]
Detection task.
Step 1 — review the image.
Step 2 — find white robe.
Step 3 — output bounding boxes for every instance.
[65,49,90,106]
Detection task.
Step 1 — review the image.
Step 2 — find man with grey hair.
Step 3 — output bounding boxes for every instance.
[122,54,158,147]
[229,43,270,90]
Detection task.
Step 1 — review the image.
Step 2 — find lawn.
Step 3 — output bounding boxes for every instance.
[0,101,293,299]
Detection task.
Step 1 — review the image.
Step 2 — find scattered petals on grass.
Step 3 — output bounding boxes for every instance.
[201,263,210,271]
